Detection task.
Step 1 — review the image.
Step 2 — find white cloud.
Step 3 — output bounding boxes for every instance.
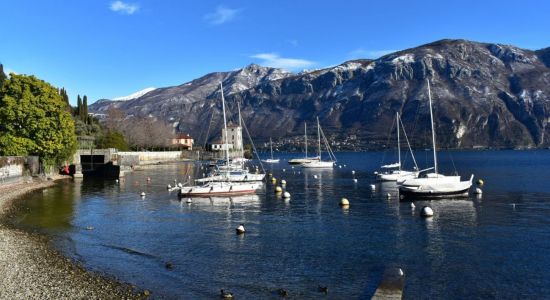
[251,53,315,71]
[349,48,396,59]
[204,6,240,25]
[110,1,139,15]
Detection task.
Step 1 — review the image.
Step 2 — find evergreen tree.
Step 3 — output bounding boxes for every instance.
[58,87,71,112]
[82,95,88,122]
[76,95,82,117]
[0,64,6,89]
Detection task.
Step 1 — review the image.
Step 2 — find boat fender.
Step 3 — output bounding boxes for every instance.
[475,187,483,195]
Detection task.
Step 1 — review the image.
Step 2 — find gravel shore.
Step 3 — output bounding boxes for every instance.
[0,176,143,299]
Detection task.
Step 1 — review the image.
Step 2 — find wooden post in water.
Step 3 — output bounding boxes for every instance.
[371,267,405,300]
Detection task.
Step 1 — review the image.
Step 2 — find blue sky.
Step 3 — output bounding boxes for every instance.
[1,0,549,104]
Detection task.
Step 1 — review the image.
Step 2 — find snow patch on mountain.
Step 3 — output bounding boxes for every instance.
[113,87,157,101]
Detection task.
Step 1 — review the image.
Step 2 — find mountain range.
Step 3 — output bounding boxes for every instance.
[90,39,550,149]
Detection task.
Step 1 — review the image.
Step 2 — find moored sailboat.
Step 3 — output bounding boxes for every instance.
[288,123,320,165]
[180,82,264,197]
[398,80,473,199]
[262,138,280,163]
[300,117,336,168]
[377,112,419,181]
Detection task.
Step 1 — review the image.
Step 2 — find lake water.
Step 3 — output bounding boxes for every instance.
[8,151,550,299]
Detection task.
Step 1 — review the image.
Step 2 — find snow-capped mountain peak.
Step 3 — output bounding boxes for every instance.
[113,87,156,101]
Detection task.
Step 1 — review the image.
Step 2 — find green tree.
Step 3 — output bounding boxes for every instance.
[0,64,6,89]
[0,74,77,167]
[76,95,82,117]
[97,130,129,150]
[82,95,88,122]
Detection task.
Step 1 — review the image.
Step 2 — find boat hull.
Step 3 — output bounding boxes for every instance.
[288,157,320,165]
[398,187,470,200]
[398,174,473,199]
[195,173,265,183]
[300,161,334,168]
[179,182,263,197]
[377,170,418,181]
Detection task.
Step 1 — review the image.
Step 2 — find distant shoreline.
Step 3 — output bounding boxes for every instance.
[0,176,142,299]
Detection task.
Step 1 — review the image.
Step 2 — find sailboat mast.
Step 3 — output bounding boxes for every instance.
[270,138,273,159]
[237,102,244,162]
[427,79,438,174]
[397,112,401,171]
[304,123,308,159]
[317,117,321,159]
[220,82,230,169]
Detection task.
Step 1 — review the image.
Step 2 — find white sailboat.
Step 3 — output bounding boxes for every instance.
[288,123,320,165]
[300,117,336,168]
[377,112,420,181]
[398,80,473,199]
[262,138,280,163]
[180,83,264,197]
[195,96,265,183]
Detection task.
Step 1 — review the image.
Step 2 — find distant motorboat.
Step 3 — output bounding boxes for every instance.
[300,117,336,169]
[399,79,473,199]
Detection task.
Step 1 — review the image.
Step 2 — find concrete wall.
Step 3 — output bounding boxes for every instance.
[0,156,40,182]
[117,151,182,165]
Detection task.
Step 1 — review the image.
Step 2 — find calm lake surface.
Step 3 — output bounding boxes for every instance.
[8,151,550,299]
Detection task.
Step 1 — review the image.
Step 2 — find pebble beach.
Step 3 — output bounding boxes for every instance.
[0,176,141,299]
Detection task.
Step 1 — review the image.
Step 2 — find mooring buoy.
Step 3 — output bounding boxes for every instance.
[339,198,350,207]
[236,224,245,235]
[421,206,434,217]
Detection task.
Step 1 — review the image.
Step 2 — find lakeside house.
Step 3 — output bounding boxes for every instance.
[172,133,194,150]
[208,140,233,151]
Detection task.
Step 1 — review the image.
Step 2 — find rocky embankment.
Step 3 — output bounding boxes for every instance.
[0,176,142,299]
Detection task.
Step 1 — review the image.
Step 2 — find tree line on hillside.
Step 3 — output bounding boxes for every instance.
[104,107,175,150]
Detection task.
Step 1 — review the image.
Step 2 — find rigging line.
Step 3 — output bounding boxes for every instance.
[448,151,458,175]
[319,124,336,162]
[240,114,266,176]
[398,114,419,170]
[380,113,397,166]
[202,108,215,150]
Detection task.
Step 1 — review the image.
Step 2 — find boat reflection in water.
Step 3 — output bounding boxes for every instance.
[180,194,262,211]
